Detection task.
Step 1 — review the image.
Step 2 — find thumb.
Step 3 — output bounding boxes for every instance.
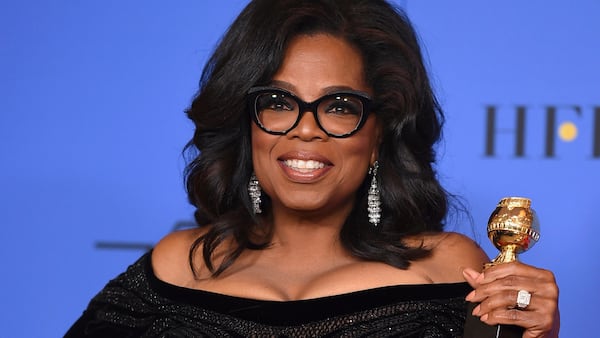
[462,268,482,289]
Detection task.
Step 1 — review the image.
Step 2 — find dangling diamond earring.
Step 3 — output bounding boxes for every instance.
[248,173,262,214]
[367,161,381,226]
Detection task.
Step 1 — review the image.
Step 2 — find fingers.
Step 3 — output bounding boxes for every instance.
[466,274,542,304]
[463,262,560,337]
[479,262,556,285]
[465,262,558,304]
[471,288,554,321]
[476,307,556,338]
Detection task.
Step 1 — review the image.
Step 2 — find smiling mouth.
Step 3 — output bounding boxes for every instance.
[283,159,326,172]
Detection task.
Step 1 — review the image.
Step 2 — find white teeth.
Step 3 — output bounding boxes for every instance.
[283,159,325,171]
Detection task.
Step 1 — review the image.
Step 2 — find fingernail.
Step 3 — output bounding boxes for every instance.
[472,305,481,316]
[465,290,475,301]
[480,313,488,321]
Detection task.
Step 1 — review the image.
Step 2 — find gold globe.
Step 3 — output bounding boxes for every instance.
[485,197,540,268]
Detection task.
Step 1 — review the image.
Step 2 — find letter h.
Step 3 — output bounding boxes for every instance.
[485,105,526,157]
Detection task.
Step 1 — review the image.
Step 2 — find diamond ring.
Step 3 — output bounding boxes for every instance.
[516,290,531,309]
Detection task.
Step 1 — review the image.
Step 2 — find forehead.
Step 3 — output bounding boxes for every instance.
[271,34,370,99]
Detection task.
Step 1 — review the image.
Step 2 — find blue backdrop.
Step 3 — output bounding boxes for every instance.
[1,1,598,336]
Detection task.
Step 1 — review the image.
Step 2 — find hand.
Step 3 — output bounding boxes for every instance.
[463,262,559,338]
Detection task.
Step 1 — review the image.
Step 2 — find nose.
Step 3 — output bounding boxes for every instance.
[287,110,328,141]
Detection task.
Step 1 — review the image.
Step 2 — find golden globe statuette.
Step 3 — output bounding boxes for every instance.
[486,197,540,268]
[465,197,540,338]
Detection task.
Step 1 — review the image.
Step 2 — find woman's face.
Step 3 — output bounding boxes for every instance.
[251,34,381,218]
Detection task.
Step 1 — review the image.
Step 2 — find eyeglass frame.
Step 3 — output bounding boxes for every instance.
[246,86,373,138]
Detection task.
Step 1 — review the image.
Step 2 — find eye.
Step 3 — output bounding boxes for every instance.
[322,95,363,116]
[257,93,296,112]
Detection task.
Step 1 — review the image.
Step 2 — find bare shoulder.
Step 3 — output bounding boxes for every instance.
[151,227,206,284]
[410,232,489,283]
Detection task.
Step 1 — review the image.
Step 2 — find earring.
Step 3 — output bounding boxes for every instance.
[367,161,381,226]
[248,173,262,214]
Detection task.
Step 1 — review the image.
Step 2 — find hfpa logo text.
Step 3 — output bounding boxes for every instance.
[484,105,600,158]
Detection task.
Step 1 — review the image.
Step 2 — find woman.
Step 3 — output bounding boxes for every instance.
[66,0,559,337]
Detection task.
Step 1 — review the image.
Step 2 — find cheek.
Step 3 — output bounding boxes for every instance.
[337,135,379,186]
[352,119,381,164]
[250,125,275,172]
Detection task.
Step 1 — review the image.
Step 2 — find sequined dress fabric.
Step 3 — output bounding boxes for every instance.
[66,253,471,337]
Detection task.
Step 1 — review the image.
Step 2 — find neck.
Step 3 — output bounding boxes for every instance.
[264,202,353,260]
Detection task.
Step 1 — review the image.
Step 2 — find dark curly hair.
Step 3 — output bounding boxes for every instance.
[184,0,448,276]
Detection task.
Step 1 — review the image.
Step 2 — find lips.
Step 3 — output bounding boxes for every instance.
[278,152,332,180]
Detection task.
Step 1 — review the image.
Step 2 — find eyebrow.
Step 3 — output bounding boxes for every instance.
[269,80,370,97]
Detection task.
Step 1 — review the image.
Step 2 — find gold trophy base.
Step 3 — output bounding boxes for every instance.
[484,244,518,269]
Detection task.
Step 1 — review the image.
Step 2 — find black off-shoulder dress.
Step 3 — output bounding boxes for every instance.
[66,252,478,337]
